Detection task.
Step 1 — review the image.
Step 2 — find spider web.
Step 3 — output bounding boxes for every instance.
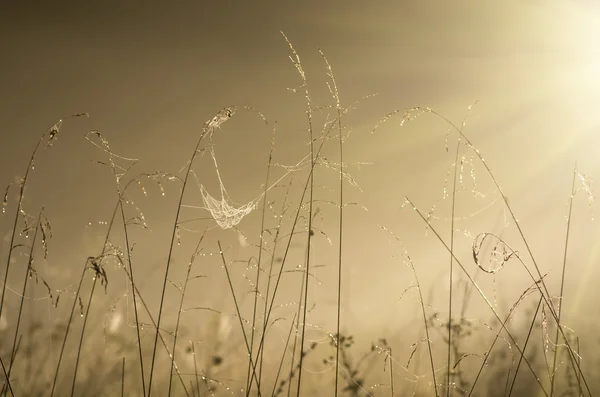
[185,145,310,229]
[200,153,256,230]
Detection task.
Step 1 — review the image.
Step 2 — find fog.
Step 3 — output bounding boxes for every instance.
[1,1,599,396]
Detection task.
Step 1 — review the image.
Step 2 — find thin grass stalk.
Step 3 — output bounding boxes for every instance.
[117,197,146,396]
[0,356,14,397]
[5,209,42,390]
[26,298,34,394]
[190,381,196,397]
[389,348,395,397]
[447,139,461,397]
[503,369,511,397]
[191,342,200,396]
[259,181,293,384]
[245,127,275,396]
[295,97,314,397]
[318,48,345,397]
[280,31,317,397]
[0,119,62,319]
[70,274,98,397]
[549,164,577,397]
[540,321,552,384]
[217,241,262,395]
[287,250,308,397]
[270,313,297,397]
[576,337,582,397]
[1,336,21,396]
[508,296,543,397]
[121,357,125,397]
[168,234,205,397]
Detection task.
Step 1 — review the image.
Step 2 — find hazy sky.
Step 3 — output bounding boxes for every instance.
[1,1,600,393]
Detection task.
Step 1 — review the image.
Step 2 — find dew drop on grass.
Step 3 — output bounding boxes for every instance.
[175,225,181,245]
[78,296,84,317]
[2,184,11,213]
[138,180,147,196]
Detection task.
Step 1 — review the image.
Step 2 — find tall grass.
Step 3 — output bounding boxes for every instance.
[0,34,597,397]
